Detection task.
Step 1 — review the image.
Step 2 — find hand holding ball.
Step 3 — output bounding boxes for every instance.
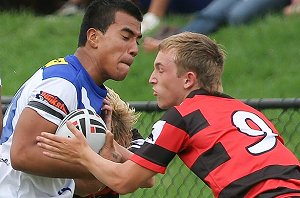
[55,109,107,153]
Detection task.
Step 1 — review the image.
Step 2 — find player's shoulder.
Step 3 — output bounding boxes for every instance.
[161,106,183,124]
[42,55,82,82]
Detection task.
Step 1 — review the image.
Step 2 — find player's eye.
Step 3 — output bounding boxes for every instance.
[122,35,130,41]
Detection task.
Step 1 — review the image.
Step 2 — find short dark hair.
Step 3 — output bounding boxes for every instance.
[78,0,143,47]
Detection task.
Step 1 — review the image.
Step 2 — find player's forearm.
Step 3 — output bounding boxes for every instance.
[80,147,141,194]
[74,178,106,196]
[113,142,155,188]
[11,145,93,179]
[139,176,155,188]
[114,141,133,162]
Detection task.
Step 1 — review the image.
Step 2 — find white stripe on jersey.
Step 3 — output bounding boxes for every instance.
[0,69,76,198]
[0,55,107,197]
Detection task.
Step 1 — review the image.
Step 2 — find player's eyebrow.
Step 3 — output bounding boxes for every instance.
[121,27,142,39]
[154,62,164,70]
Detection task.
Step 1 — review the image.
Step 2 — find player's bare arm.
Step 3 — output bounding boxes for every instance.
[73,124,122,196]
[74,177,107,196]
[37,121,156,193]
[73,130,154,195]
[11,108,94,179]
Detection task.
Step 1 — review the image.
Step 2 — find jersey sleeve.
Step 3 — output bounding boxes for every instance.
[27,77,77,126]
[130,107,189,173]
[128,128,145,153]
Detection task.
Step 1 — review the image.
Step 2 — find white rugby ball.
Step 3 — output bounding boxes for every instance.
[55,109,107,153]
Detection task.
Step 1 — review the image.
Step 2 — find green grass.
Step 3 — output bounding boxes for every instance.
[1,11,300,102]
[0,11,82,95]
[215,15,300,99]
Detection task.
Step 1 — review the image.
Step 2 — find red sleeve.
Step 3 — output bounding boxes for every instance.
[130,154,166,174]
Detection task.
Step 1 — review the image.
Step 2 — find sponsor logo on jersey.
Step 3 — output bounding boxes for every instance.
[44,58,68,68]
[36,91,69,114]
[58,187,72,195]
[145,120,166,144]
[0,158,10,166]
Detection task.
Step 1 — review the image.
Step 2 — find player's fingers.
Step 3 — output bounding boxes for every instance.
[99,131,114,154]
[104,130,114,149]
[101,104,112,112]
[37,141,62,153]
[99,131,119,161]
[103,114,112,132]
[103,97,110,105]
[101,104,113,124]
[42,151,72,162]
[37,133,61,145]
[66,121,86,141]
[102,98,112,111]
[37,136,69,154]
[101,98,113,115]
[39,132,61,142]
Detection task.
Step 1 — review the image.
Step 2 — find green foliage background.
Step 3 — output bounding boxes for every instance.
[1,12,300,101]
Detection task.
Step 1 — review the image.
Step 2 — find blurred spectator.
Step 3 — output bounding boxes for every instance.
[0,0,65,15]
[55,0,91,16]
[54,0,140,17]
[283,0,300,15]
[138,0,212,33]
[143,0,291,52]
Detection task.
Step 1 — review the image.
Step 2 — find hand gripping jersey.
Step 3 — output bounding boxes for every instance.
[0,55,107,198]
[131,89,300,198]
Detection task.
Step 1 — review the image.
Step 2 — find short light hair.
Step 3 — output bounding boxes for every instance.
[107,87,140,148]
[159,32,226,93]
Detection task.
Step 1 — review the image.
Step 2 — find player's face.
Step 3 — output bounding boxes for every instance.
[97,11,141,81]
[149,49,187,109]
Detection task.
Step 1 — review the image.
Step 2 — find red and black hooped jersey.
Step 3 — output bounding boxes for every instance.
[131,89,300,197]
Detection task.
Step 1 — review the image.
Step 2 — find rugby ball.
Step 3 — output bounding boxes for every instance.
[55,109,107,153]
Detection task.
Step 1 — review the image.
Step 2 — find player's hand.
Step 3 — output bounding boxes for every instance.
[99,131,122,163]
[36,121,91,164]
[101,97,112,131]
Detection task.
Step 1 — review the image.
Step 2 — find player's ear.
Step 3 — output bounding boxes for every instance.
[183,72,197,89]
[86,28,101,48]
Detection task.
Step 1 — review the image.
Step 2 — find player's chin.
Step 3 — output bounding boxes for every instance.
[157,98,171,110]
[119,62,131,70]
[114,68,130,81]
[113,72,129,81]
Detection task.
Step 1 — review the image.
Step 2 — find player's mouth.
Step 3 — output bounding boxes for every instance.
[120,62,130,67]
[122,59,133,67]
[152,89,158,96]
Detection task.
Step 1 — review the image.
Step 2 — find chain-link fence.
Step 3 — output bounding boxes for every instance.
[2,97,300,198]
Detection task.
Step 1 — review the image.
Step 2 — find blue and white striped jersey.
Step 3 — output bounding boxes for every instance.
[0,55,107,198]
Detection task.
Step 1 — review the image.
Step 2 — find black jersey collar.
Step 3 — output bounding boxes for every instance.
[187,88,234,99]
